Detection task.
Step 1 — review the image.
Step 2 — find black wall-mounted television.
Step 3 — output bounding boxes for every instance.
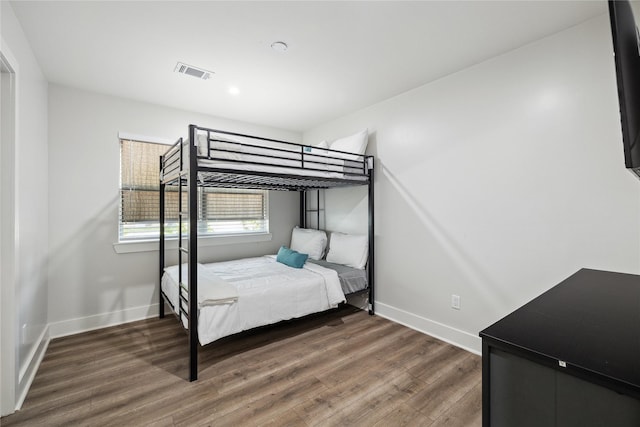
[609,0,640,178]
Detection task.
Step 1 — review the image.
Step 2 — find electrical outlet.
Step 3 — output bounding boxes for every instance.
[451,294,461,310]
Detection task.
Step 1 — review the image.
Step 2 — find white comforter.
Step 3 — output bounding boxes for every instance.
[164,263,239,307]
[161,255,346,345]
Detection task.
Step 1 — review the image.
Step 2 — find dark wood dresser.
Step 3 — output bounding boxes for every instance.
[480,268,640,427]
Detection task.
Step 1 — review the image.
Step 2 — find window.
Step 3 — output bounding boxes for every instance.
[119,139,268,241]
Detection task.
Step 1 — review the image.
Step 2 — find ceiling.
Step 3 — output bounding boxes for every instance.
[10,1,606,132]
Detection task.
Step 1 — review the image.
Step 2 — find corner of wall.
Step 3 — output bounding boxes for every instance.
[15,325,50,411]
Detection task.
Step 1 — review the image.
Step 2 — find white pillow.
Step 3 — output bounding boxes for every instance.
[329,129,368,155]
[326,232,368,269]
[290,227,327,261]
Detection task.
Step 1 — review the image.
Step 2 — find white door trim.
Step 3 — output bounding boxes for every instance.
[1,43,18,417]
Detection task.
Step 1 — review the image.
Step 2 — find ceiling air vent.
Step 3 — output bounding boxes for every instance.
[174,62,213,80]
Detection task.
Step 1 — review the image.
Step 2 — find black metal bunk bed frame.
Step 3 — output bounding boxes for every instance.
[159,124,374,381]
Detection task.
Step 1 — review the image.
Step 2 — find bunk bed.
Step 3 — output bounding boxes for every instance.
[159,124,374,381]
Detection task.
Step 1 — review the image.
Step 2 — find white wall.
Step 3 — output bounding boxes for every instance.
[47,84,301,336]
[1,1,49,415]
[304,16,640,353]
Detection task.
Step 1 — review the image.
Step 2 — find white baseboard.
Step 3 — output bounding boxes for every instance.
[15,324,50,411]
[11,304,161,411]
[375,302,482,355]
[49,303,160,339]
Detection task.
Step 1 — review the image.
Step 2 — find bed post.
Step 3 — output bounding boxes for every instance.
[159,155,166,319]
[299,190,306,228]
[316,190,321,229]
[368,158,375,316]
[188,124,199,381]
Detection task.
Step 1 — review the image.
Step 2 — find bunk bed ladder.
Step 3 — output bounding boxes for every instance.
[159,156,165,319]
[158,130,200,382]
[159,137,184,319]
[172,127,199,382]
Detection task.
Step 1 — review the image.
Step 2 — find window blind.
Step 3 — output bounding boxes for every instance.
[119,139,268,241]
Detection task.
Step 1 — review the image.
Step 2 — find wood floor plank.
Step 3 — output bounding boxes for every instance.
[320,370,425,426]
[407,353,482,421]
[373,402,435,427]
[430,381,483,427]
[355,371,430,425]
[407,344,471,384]
[209,376,327,427]
[1,305,481,427]
[100,384,204,427]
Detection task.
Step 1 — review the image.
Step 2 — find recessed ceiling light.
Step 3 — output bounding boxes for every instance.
[271,41,288,52]
[228,86,240,95]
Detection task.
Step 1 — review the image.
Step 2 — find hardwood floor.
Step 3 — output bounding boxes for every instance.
[1,305,481,426]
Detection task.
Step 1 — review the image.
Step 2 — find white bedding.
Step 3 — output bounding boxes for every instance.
[164,264,239,307]
[161,255,346,345]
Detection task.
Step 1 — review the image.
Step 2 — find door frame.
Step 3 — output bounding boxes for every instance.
[1,46,18,417]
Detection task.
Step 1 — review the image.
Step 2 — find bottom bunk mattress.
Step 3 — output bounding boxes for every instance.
[161,255,346,345]
[308,259,368,294]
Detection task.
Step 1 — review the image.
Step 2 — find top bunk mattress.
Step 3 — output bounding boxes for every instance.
[194,131,369,180]
[161,127,372,189]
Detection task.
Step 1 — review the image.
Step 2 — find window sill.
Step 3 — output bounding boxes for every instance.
[113,233,273,254]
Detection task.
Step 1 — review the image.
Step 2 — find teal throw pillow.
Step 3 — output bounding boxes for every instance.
[276,246,308,269]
